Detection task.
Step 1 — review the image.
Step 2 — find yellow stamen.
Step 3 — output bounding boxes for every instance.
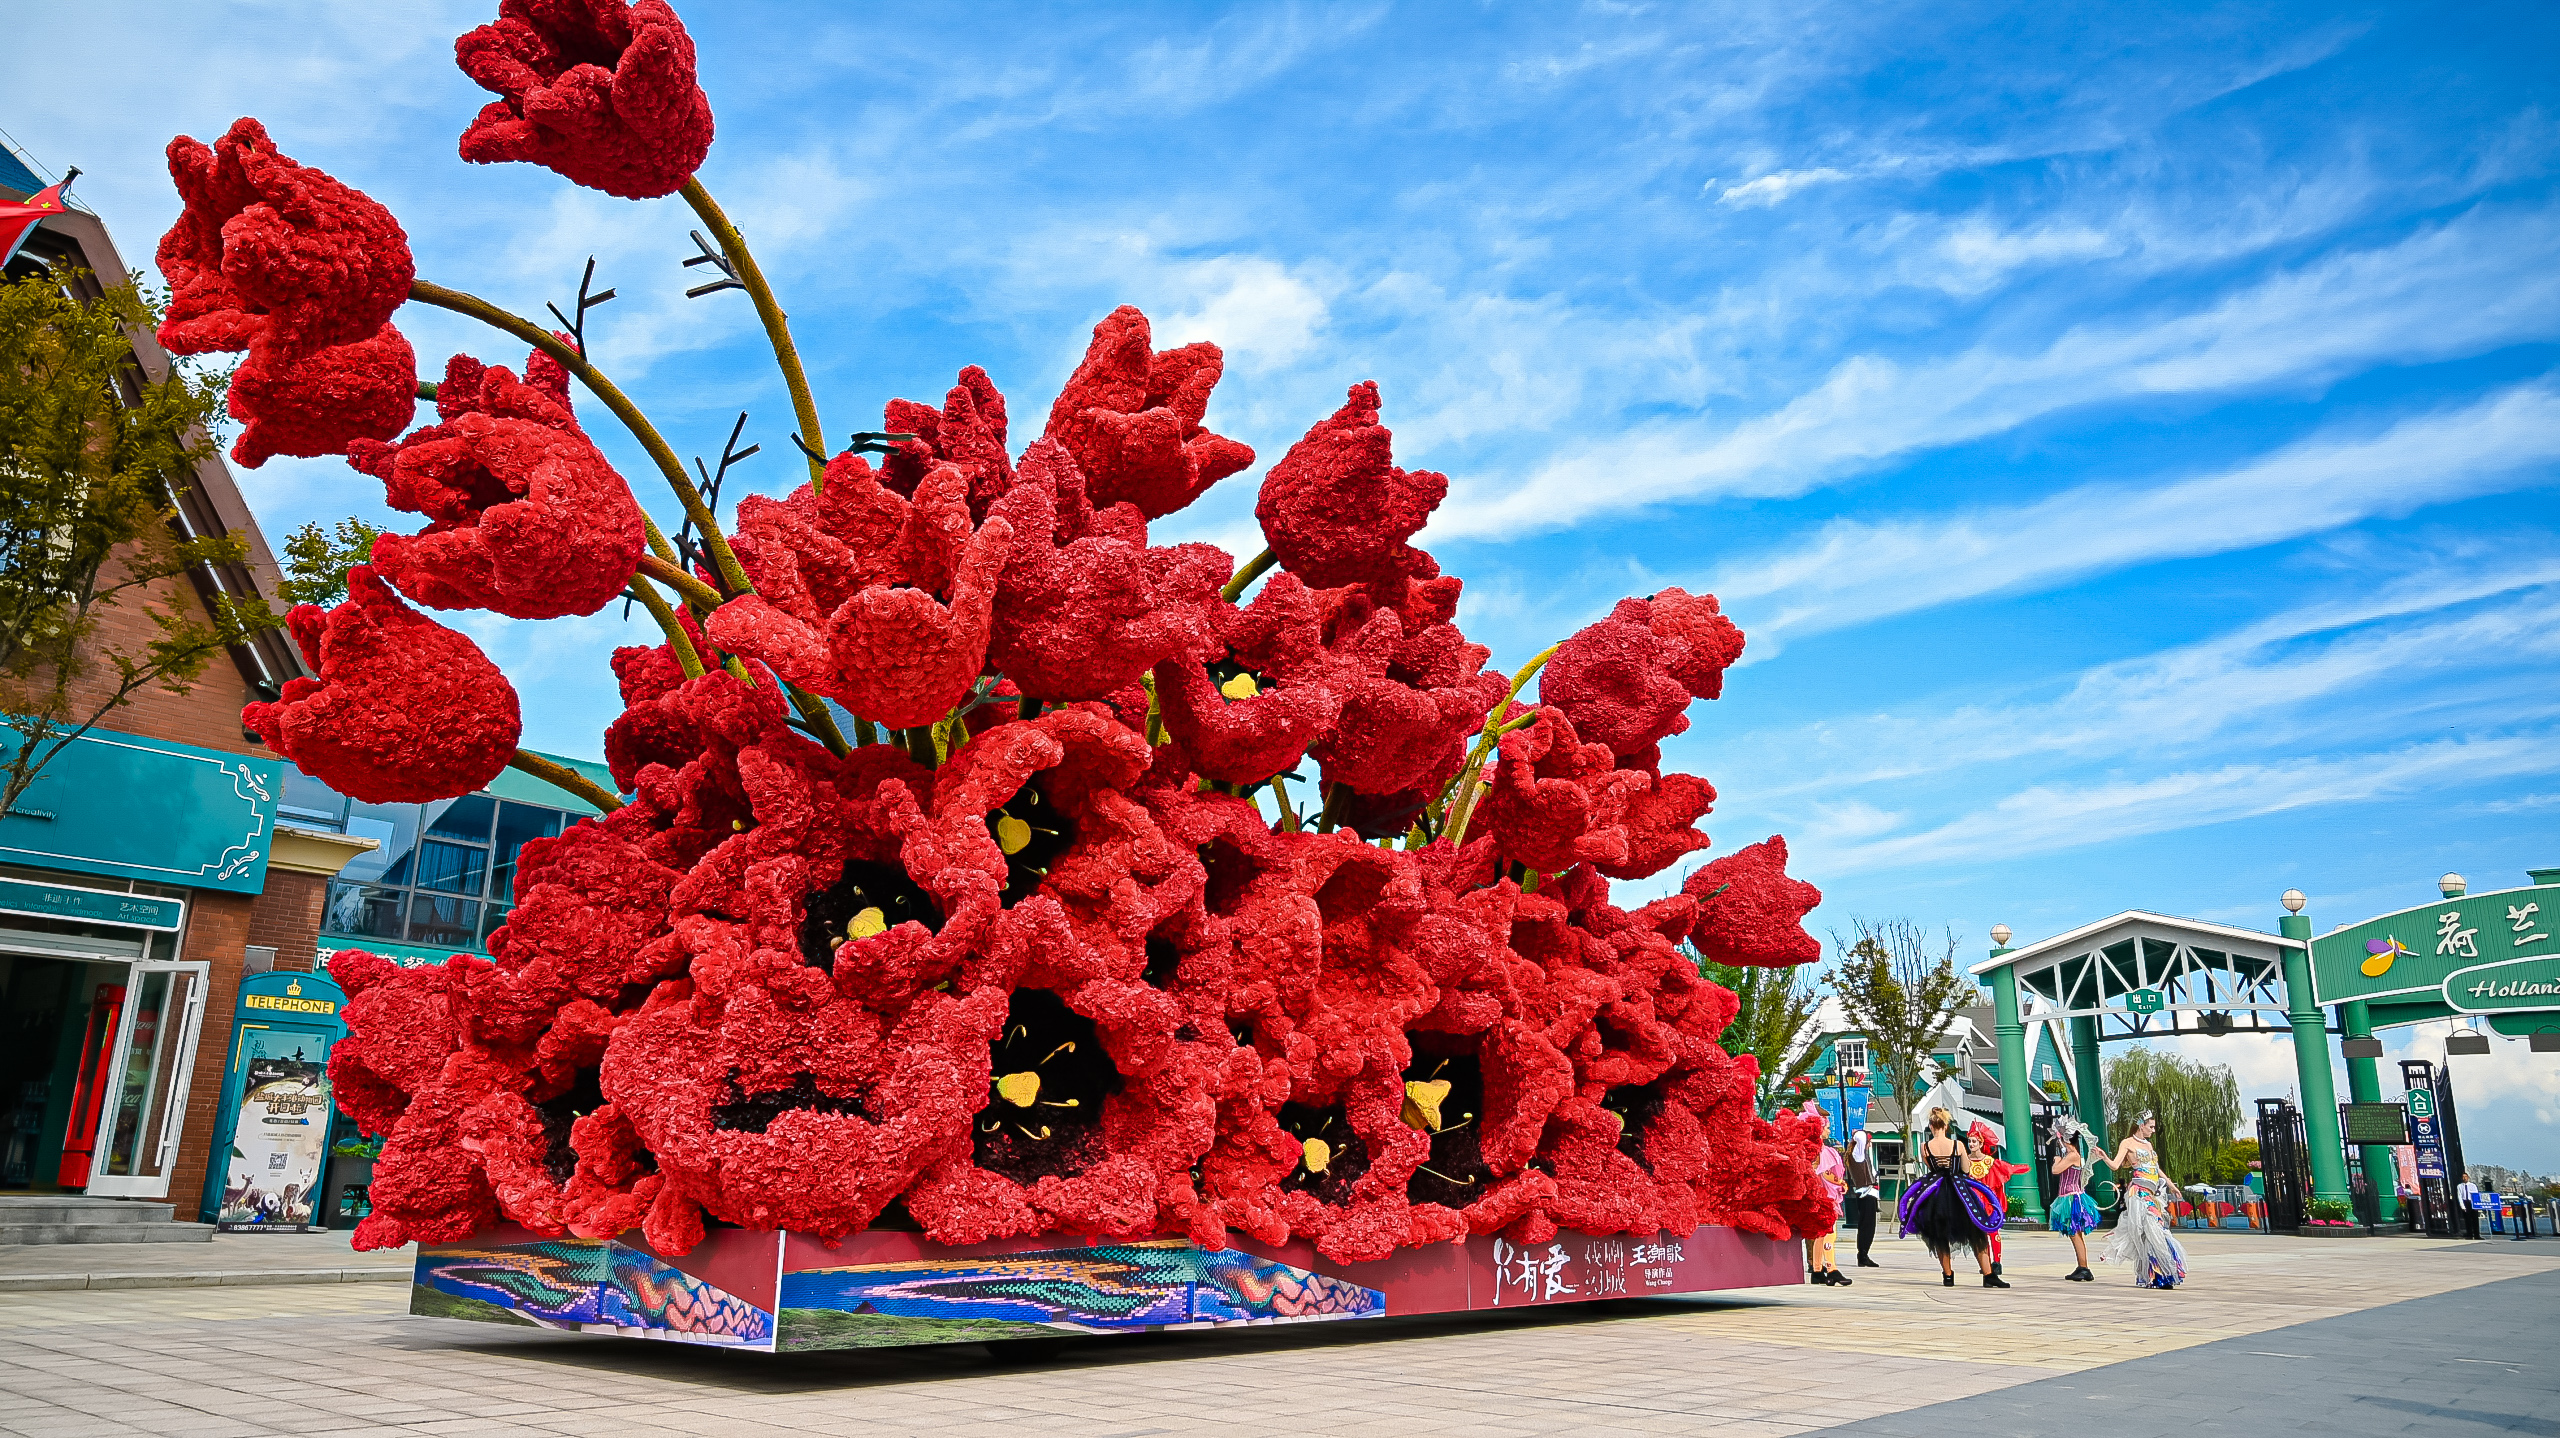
[1219,671,1260,701]
[1401,1078,1453,1133]
[1302,1137,1332,1174]
[995,814,1033,854]
[995,1071,1042,1108]
[845,907,886,941]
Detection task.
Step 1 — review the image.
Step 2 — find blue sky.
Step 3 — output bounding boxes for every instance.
[15,2,2558,1168]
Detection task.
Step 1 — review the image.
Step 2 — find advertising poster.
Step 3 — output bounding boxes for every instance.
[1812,1085,1870,1145]
[215,1027,334,1231]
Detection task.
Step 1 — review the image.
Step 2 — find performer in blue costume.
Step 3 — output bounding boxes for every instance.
[1898,1107,2007,1288]
[2046,1115,2103,1281]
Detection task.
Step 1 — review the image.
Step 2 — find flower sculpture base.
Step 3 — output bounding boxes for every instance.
[410,1222,1806,1353]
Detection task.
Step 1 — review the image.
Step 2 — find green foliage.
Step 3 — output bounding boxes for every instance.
[2103,1046,2242,1186]
[278,517,383,607]
[2202,1136,2260,1184]
[2307,1197,2353,1222]
[0,264,279,814]
[1830,918,1972,1169]
[1688,944,1824,1118]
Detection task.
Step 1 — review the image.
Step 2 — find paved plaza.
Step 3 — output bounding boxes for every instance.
[0,1229,2553,1436]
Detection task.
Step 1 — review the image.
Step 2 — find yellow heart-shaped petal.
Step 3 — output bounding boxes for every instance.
[2362,954,2394,977]
[995,814,1033,855]
[1402,1078,1453,1132]
[1220,671,1260,701]
[845,907,887,940]
[1301,1137,1332,1174]
[996,1071,1042,1108]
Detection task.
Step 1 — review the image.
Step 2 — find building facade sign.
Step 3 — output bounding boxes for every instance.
[0,726,278,894]
[2406,1086,2448,1182]
[2443,954,2560,1014]
[0,877,185,931]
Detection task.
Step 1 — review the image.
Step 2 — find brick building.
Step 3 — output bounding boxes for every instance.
[0,147,381,1230]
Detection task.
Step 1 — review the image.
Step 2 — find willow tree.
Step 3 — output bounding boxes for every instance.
[2103,1046,2242,1185]
[0,264,278,813]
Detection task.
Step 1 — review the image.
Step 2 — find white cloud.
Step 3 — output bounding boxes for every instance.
[1716,167,1850,207]
[1158,256,1330,367]
[1706,381,2560,651]
[1431,204,2560,540]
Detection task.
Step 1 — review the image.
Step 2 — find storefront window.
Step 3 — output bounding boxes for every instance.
[319,795,576,956]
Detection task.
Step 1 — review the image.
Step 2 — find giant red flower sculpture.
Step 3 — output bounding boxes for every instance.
[208,4,1827,1274]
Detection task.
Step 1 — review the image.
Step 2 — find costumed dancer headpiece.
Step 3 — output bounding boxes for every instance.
[1966,1119,1998,1151]
[2050,1114,2088,1148]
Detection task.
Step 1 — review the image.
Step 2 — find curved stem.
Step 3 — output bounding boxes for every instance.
[637,511,684,576]
[680,178,827,487]
[408,278,753,597]
[1437,641,1561,848]
[625,577,705,680]
[785,685,851,759]
[509,749,622,814]
[636,552,725,612]
[1222,547,1278,604]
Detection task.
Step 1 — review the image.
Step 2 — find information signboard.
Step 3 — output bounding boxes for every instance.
[2406,1086,2448,1182]
[2341,1102,2410,1146]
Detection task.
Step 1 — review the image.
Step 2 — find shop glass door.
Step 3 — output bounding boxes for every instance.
[84,960,209,1198]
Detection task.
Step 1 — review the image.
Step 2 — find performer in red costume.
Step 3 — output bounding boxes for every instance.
[1966,1121,2030,1281]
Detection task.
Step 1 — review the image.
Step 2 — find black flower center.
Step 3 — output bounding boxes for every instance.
[985,781,1074,908]
[797,859,945,970]
[1601,1078,1671,1171]
[1278,1101,1369,1206]
[974,988,1119,1183]
[1402,1051,1488,1208]
[711,1072,877,1133]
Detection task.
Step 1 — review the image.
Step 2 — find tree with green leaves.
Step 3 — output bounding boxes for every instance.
[1831,917,1972,1182]
[277,517,383,607]
[2102,1046,2242,1187]
[0,264,280,815]
[1688,944,1825,1118]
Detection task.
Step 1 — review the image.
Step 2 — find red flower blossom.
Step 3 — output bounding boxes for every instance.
[157,118,415,359]
[244,567,521,804]
[354,355,646,619]
[708,467,1013,727]
[225,323,417,468]
[1255,381,1445,589]
[1593,767,1715,881]
[884,366,1013,521]
[1682,836,1823,967]
[455,0,715,200]
[1478,709,1643,875]
[982,441,1229,702]
[1538,598,1695,758]
[1042,306,1254,519]
[1641,588,1746,701]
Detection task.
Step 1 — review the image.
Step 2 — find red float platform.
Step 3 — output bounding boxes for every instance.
[412,1222,1807,1353]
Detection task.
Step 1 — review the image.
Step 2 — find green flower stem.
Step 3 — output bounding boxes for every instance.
[625,576,705,680]
[679,178,827,488]
[1270,772,1301,832]
[853,716,879,748]
[1437,642,1560,847]
[1221,547,1278,603]
[408,278,753,598]
[636,552,725,612]
[784,685,852,758]
[508,749,622,814]
[637,513,685,583]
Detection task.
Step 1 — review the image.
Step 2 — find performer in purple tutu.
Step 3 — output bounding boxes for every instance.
[1899,1107,2007,1287]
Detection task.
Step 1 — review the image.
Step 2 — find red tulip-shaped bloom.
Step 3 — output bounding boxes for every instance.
[1593,767,1715,881]
[1256,381,1446,589]
[1478,709,1642,875]
[884,366,1014,521]
[983,441,1228,701]
[1538,598,1696,758]
[226,323,417,468]
[456,0,715,200]
[709,486,1014,727]
[354,355,647,619]
[1042,306,1254,519]
[243,566,522,804]
[157,118,414,359]
[1641,588,1746,701]
[1682,836,1822,967]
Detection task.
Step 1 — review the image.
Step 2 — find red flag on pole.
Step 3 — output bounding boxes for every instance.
[0,169,77,269]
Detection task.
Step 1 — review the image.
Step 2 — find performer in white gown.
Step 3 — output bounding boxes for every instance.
[2100,1113,2187,1289]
